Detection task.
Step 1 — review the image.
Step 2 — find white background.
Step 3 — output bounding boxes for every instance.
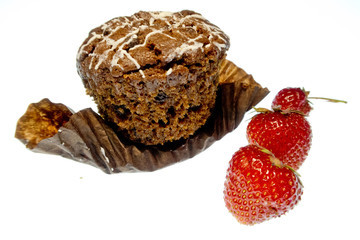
[1,0,359,239]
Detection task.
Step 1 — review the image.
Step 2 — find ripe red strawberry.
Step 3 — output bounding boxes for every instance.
[246,111,312,170]
[271,87,347,116]
[271,87,312,116]
[224,145,303,225]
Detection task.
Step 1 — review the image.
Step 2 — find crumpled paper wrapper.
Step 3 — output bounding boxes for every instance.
[15,59,269,174]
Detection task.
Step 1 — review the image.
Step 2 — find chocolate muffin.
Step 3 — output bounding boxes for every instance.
[76,10,230,145]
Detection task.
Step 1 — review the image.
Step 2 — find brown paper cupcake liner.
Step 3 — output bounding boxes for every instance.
[15,59,269,174]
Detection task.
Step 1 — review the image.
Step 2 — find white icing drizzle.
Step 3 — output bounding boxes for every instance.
[105,31,140,71]
[213,42,228,50]
[78,11,229,78]
[139,69,145,78]
[149,11,174,18]
[148,11,173,26]
[166,68,173,75]
[77,32,102,60]
[149,18,154,26]
[166,35,204,62]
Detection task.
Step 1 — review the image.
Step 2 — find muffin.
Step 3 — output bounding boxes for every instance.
[76,10,230,145]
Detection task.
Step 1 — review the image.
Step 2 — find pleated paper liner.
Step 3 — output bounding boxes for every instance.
[15,59,269,174]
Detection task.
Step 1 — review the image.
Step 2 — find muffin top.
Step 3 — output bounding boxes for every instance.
[77,10,230,78]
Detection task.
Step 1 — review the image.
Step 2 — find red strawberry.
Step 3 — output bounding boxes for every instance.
[271,87,347,116]
[271,87,312,116]
[224,144,303,225]
[246,110,312,170]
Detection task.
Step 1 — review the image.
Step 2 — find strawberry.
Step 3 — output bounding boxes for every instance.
[271,87,347,116]
[224,144,303,225]
[246,110,312,170]
[271,87,312,116]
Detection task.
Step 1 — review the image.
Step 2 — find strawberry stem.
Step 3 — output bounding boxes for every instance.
[285,165,304,187]
[308,97,347,104]
[285,165,301,177]
[252,107,272,113]
[258,146,284,168]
